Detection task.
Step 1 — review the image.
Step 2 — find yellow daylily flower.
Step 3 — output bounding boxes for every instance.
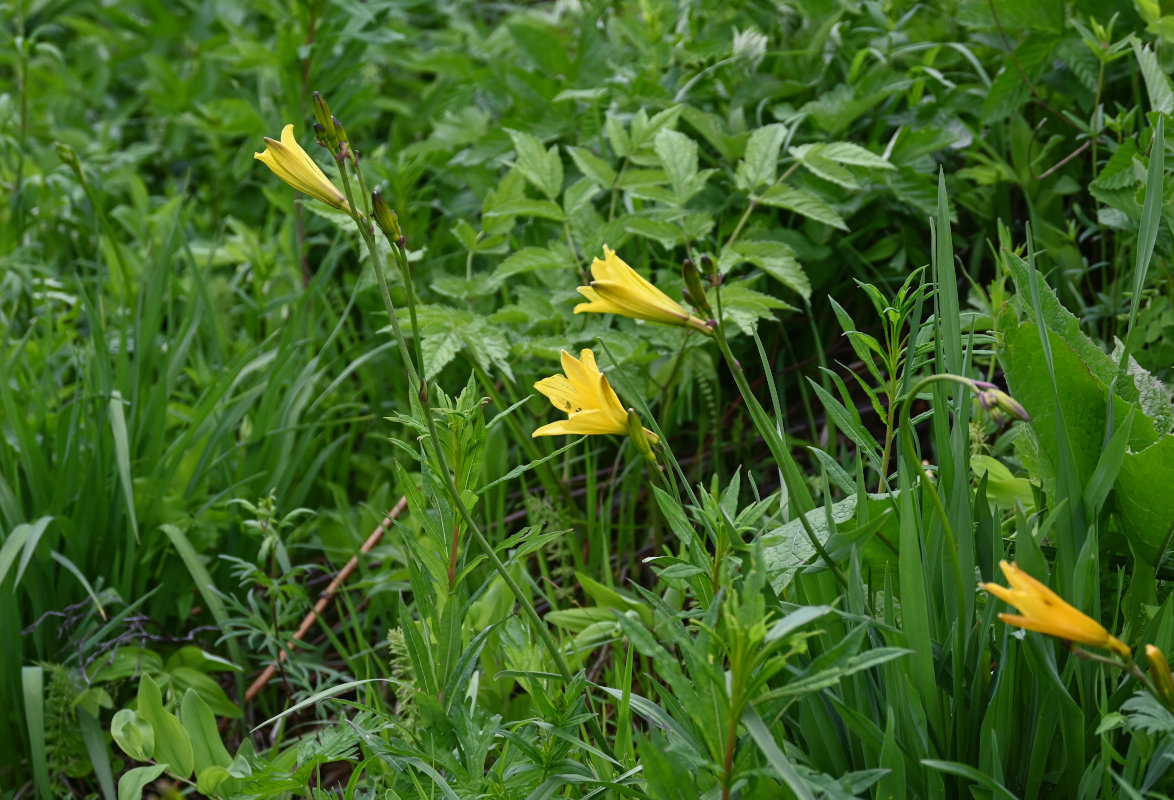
[981,560,1131,659]
[254,124,350,212]
[575,246,711,334]
[533,349,659,443]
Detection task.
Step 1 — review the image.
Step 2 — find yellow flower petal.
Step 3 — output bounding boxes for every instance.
[981,560,1130,659]
[532,349,659,444]
[573,247,711,334]
[254,124,350,211]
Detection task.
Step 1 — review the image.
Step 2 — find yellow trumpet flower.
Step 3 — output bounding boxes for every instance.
[533,349,658,443]
[575,247,711,334]
[981,560,1131,659]
[254,124,350,212]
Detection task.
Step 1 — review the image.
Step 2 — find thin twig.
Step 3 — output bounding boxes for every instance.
[245,495,408,703]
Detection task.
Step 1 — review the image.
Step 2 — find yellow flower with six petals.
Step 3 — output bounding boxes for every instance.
[981,560,1131,658]
[533,349,658,443]
[575,246,711,334]
[254,124,350,212]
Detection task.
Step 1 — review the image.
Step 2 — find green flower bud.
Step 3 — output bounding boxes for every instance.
[312,92,339,152]
[372,189,402,242]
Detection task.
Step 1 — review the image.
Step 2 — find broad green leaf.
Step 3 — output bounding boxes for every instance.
[758,184,848,230]
[604,112,630,158]
[167,667,240,719]
[654,128,703,205]
[1132,40,1174,114]
[716,285,795,335]
[110,709,154,762]
[793,141,894,171]
[136,674,194,779]
[483,197,566,221]
[567,146,617,188]
[1000,316,1174,561]
[630,105,684,149]
[621,216,681,249]
[491,247,565,282]
[736,123,787,191]
[505,129,563,199]
[791,150,858,188]
[196,766,240,795]
[180,689,232,773]
[718,241,810,301]
[118,765,168,800]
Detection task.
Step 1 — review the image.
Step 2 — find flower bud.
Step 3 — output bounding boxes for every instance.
[682,257,713,317]
[973,381,1031,422]
[1146,645,1174,709]
[312,92,339,152]
[372,189,402,242]
[626,408,659,465]
[332,115,349,147]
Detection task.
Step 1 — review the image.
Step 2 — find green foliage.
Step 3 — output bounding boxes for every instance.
[4,1,1174,798]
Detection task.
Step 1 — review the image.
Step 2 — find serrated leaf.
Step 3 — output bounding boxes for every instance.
[655,128,706,204]
[736,123,787,191]
[758,184,848,230]
[1133,41,1174,114]
[506,128,564,199]
[718,241,810,301]
[1090,140,1141,192]
[563,177,600,216]
[792,142,894,171]
[422,329,463,379]
[492,247,565,282]
[982,65,1033,122]
[483,198,566,221]
[567,146,617,188]
[791,151,858,189]
[621,217,681,249]
[631,105,684,149]
[459,318,515,382]
[717,285,795,335]
[605,113,630,158]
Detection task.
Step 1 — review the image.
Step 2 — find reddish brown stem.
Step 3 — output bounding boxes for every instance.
[245,496,408,703]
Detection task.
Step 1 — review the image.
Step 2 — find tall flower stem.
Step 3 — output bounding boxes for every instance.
[339,164,615,759]
[708,301,845,588]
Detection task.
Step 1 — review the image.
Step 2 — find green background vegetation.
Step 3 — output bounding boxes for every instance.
[3,0,1174,797]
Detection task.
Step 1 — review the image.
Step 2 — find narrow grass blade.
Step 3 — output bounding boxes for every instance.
[108,390,139,544]
[22,666,52,800]
[922,759,1019,800]
[742,707,816,800]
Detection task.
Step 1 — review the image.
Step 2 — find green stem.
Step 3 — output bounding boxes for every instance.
[349,176,615,760]
[724,162,801,250]
[709,292,845,588]
[898,374,971,621]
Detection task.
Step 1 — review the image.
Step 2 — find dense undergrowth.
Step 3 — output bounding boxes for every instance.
[3,0,1174,798]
